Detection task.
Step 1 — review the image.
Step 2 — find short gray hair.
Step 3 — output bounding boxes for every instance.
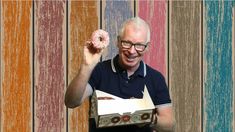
[118,17,150,43]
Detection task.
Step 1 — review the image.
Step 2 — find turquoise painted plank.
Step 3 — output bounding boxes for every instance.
[102,0,134,60]
[204,1,234,132]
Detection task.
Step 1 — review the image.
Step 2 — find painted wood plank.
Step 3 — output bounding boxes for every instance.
[102,0,134,60]
[34,1,66,131]
[137,0,168,77]
[0,1,2,131]
[233,7,235,132]
[203,1,234,131]
[169,1,201,132]
[68,1,98,132]
[1,1,32,131]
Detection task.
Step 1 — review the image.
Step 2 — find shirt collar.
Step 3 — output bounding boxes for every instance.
[111,55,146,77]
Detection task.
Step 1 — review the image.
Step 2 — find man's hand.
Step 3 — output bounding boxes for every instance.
[83,29,109,67]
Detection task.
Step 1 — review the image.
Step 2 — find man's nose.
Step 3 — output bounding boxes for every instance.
[128,45,137,54]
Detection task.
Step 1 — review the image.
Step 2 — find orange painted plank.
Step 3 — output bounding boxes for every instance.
[68,1,98,132]
[1,1,32,131]
[34,1,66,131]
[0,1,2,130]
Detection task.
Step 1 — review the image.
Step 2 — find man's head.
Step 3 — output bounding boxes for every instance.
[117,17,150,71]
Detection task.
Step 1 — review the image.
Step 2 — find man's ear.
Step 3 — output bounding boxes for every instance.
[145,42,150,52]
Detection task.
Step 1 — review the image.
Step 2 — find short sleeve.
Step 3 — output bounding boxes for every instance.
[88,62,102,90]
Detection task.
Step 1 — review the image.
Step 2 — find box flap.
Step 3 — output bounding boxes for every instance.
[95,85,155,115]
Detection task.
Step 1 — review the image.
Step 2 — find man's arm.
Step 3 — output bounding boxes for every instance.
[64,43,104,108]
[152,106,175,131]
[64,63,94,108]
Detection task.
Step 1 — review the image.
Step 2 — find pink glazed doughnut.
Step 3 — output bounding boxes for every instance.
[91,29,109,49]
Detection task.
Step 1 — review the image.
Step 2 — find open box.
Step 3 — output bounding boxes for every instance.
[90,86,155,128]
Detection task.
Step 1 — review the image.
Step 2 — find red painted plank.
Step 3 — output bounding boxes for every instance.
[138,0,167,77]
[68,1,98,132]
[34,1,66,131]
[1,1,32,131]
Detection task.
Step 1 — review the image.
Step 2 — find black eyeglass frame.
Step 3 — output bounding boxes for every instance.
[120,40,149,52]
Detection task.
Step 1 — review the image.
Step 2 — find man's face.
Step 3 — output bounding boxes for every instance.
[118,24,148,70]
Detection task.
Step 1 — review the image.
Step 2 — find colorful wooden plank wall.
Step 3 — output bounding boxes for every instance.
[0,1,234,132]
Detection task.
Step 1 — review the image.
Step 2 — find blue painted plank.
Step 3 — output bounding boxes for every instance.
[102,1,134,60]
[204,1,234,132]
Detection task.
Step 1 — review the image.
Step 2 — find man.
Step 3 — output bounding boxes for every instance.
[65,17,174,132]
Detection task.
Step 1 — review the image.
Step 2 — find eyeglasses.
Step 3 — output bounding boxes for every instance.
[120,40,148,52]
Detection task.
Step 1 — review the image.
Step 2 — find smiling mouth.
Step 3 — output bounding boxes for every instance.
[125,55,136,61]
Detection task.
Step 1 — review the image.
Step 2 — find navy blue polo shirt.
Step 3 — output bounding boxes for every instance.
[88,55,171,132]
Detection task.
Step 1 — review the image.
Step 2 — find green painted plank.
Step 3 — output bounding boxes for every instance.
[203,1,234,132]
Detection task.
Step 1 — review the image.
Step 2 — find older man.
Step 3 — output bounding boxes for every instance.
[65,17,174,132]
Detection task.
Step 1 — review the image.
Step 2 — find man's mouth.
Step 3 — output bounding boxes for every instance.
[125,54,136,62]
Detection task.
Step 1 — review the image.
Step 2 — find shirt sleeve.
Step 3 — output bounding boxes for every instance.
[155,73,172,107]
[88,62,102,90]
[146,69,172,107]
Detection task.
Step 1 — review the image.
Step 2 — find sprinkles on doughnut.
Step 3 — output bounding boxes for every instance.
[91,29,110,49]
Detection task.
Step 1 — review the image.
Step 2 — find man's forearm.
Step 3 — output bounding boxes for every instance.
[64,64,94,108]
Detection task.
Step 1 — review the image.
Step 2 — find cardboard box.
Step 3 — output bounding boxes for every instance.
[90,86,155,128]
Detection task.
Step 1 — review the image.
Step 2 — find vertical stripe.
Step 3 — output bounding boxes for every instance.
[1,1,32,131]
[102,0,134,60]
[68,1,98,132]
[34,1,66,131]
[203,1,234,131]
[138,0,167,77]
[233,6,235,132]
[0,1,2,130]
[169,1,201,131]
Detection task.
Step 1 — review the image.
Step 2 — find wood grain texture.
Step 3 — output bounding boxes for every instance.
[233,7,235,132]
[68,1,98,132]
[102,0,134,60]
[203,1,234,131]
[1,1,32,131]
[169,1,201,132]
[0,1,2,131]
[137,0,167,77]
[34,1,66,131]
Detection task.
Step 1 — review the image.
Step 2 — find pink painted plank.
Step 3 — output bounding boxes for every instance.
[138,0,167,77]
[1,1,32,131]
[68,1,98,132]
[34,1,66,131]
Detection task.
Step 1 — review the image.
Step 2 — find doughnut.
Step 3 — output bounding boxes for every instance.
[91,29,109,49]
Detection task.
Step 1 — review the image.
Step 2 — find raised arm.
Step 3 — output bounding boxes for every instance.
[64,30,109,108]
